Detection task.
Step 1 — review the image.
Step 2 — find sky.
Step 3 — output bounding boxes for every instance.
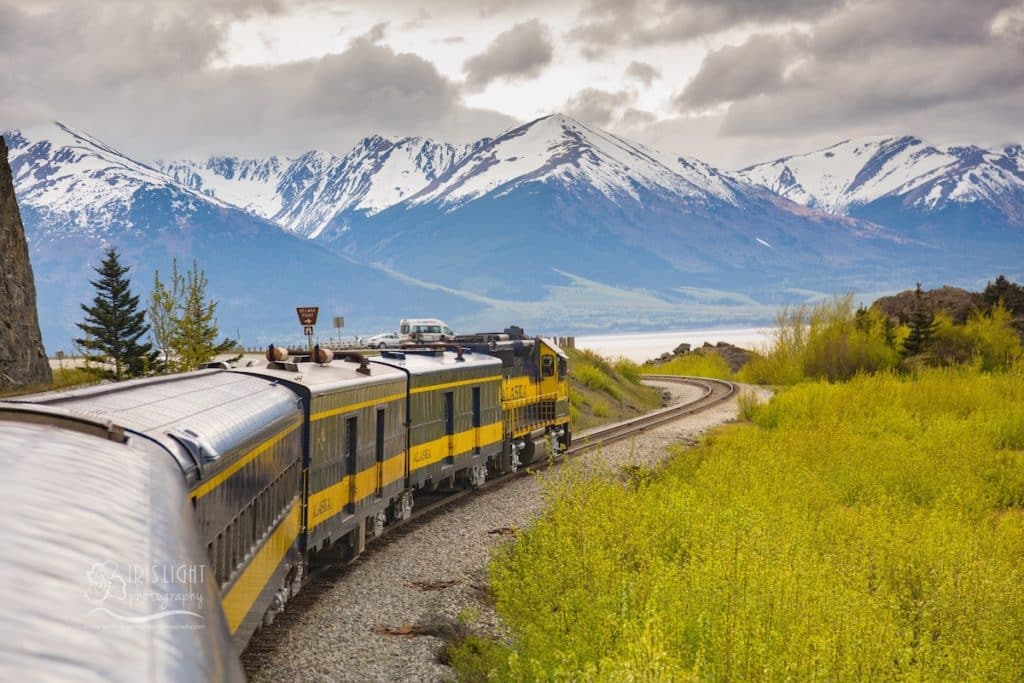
[2,0,1023,169]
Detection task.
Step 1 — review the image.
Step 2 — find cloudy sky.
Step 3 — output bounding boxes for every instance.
[2,0,1023,168]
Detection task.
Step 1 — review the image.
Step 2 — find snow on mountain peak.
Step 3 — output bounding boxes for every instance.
[739,134,1024,216]
[4,121,227,239]
[408,113,739,208]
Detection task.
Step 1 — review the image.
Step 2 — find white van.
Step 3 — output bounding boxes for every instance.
[399,318,455,344]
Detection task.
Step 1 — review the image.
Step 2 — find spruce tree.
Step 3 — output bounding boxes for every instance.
[902,282,935,357]
[75,247,154,380]
[982,275,1024,315]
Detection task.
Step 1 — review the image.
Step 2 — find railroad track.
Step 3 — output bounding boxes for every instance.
[241,375,735,673]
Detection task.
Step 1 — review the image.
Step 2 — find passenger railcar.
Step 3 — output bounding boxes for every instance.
[238,353,411,556]
[0,325,573,678]
[14,370,306,650]
[0,403,244,682]
[372,347,504,489]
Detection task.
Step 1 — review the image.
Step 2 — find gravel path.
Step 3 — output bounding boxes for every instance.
[247,381,769,682]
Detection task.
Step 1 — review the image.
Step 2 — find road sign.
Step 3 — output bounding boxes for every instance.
[296,307,319,326]
[303,325,314,336]
[333,316,344,329]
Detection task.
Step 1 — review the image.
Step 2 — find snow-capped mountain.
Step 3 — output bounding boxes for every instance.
[160,135,472,239]
[3,123,478,349]
[739,136,1024,225]
[7,122,234,241]
[407,114,739,208]
[321,115,912,299]
[6,116,1022,350]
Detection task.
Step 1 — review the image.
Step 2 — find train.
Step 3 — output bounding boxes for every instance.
[0,327,570,680]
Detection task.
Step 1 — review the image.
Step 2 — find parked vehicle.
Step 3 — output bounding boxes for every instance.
[398,318,455,344]
[364,332,401,349]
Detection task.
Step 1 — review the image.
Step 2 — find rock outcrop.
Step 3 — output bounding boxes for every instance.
[652,340,755,373]
[873,286,981,325]
[0,135,51,391]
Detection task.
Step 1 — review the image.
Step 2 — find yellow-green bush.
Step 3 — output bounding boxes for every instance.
[459,365,1024,681]
[645,350,733,379]
[931,305,1022,370]
[739,294,900,385]
[613,358,643,384]
[572,362,622,401]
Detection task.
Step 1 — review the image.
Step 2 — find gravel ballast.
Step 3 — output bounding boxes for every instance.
[246,381,767,682]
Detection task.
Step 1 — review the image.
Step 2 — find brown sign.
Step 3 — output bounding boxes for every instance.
[296,307,319,326]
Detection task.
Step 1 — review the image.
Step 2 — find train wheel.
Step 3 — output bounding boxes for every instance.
[518,438,536,465]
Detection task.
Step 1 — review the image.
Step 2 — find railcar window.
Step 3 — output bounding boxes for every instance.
[542,355,555,377]
[375,409,385,498]
[473,387,481,454]
[346,417,358,513]
[444,392,455,466]
[216,531,225,585]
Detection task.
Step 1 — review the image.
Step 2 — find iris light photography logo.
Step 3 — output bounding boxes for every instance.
[85,560,208,628]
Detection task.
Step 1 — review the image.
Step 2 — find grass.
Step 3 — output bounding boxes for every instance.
[566,348,662,432]
[0,365,102,398]
[644,350,734,380]
[453,364,1024,681]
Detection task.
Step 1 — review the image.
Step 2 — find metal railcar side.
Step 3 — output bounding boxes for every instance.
[238,356,411,555]
[12,370,306,650]
[372,348,504,488]
[0,404,243,682]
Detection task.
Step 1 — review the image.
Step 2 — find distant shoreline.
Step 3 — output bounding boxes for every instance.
[575,327,776,363]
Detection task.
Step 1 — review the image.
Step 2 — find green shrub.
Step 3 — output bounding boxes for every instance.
[647,351,732,379]
[461,366,1024,681]
[572,362,622,400]
[931,305,1022,371]
[738,294,900,385]
[613,358,643,384]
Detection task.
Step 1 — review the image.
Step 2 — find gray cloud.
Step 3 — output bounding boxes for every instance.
[669,0,1024,150]
[625,61,660,86]
[618,108,657,127]
[675,34,796,109]
[564,88,634,126]
[0,0,516,160]
[569,0,841,53]
[463,20,554,91]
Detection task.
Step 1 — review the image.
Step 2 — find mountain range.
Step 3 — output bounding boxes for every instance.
[4,116,1022,350]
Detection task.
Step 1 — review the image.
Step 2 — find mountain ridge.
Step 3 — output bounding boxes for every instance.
[5,115,1022,350]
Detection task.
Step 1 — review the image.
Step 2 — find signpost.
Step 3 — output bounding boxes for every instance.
[297,307,319,352]
[333,315,344,344]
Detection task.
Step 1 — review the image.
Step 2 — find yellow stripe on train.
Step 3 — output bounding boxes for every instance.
[221,503,301,633]
[306,452,407,530]
[409,422,503,470]
[191,420,303,500]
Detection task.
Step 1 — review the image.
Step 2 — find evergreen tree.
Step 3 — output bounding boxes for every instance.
[151,259,235,371]
[902,282,935,357]
[982,275,1024,315]
[75,247,154,380]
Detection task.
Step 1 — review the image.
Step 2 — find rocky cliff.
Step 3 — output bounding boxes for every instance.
[0,135,51,391]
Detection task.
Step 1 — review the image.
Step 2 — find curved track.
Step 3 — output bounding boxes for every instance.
[241,375,735,672]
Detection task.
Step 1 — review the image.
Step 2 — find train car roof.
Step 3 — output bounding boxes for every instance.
[0,412,243,681]
[371,348,502,376]
[237,356,407,395]
[538,337,569,359]
[10,370,301,469]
